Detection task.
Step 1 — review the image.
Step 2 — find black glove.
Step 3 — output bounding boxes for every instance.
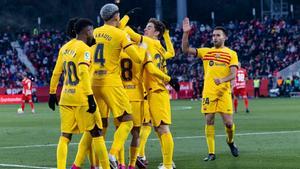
[169,77,180,92]
[162,20,171,30]
[125,7,142,18]
[125,7,142,27]
[48,94,58,111]
[87,95,96,113]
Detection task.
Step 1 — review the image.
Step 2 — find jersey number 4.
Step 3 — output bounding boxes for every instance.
[121,58,133,81]
[94,43,105,66]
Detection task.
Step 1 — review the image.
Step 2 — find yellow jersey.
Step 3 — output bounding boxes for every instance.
[91,24,139,87]
[124,26,173,93]
[196,47,238,97]
[120,48,144,101]
[49,39,93,106]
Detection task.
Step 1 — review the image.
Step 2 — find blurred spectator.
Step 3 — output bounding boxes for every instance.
[292,76,300,92]
[253,77,261,98]
[1,18,300,90]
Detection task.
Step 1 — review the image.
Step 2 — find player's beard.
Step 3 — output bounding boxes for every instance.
[213,40,223,48]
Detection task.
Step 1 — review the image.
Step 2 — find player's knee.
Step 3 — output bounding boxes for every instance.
[225,123,233,129]
[117,112,133,122]
[102,118,108,128]
[131,127,140,138]
[155,124,170,134]
[89,125,102,137]
[62,133,72,140]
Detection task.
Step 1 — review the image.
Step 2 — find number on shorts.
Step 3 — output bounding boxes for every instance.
[121,58,133,81]
[202,97,210,105]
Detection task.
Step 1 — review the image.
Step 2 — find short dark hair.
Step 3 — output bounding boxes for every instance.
[214,26,227,36]
[148,18,165,38]
[66,17,79,38]
[74,18,94,34]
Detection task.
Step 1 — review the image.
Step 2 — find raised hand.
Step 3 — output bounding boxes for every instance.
[182,17,191,33]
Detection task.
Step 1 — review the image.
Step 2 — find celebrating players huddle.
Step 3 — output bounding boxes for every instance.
[48,3,240,169]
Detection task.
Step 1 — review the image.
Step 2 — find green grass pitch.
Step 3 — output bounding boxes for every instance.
[0,98,300,169]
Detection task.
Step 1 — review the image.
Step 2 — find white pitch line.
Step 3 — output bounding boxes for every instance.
[0,163,55,169]
[1,130,300,150]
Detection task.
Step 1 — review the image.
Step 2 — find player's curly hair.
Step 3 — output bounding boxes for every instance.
[66,17,79,38]
[148,18,165,39]
[74,18,94,34]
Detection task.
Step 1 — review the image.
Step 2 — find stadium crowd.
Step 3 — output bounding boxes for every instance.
[0,18,299,91]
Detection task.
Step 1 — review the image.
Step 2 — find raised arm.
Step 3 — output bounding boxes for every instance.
[124,26,143,43]
[118,15,129,30]
[163,29,175,59]
[181,17,197,55]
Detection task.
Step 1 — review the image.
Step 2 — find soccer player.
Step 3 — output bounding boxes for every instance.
[20,74,35,113]
[136,24,176,169]
[233,62,250,113]
[182,17,239,161]
[90,3,144,168]
[119,40,174,169]
[48,18,109,169]
[124,18,179,169]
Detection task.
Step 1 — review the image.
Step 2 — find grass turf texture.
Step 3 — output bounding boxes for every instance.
[0,98,299,169]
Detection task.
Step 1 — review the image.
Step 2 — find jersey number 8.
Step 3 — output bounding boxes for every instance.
[121,58,133,81]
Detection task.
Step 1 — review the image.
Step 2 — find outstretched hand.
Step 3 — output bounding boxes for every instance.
[182,17,191,33]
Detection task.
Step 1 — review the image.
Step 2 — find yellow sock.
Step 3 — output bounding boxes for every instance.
[118,146,125,166]
[138,125,151,157]
[205,125,215,154]
[161,133,174,169]
[109,121,133,155]
[225,123,235,143]
[102,127,107,140]
[92,136,109,169]
[74,132,92,167]
[129,146,139,167]
[88,144,99,168]
[156,132,164,156]
[57,136,70,169]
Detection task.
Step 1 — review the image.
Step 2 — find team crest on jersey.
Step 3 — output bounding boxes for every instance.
[215,53,221,58]
[209,60,214,66]
[84,51,91,61]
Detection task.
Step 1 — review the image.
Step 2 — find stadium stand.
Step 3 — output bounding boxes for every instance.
[0,18,299,96]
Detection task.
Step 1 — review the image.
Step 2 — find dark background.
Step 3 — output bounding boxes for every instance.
[0,0,299,31]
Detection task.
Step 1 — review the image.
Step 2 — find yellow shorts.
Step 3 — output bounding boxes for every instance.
[92,86,132,118]
[148,90,171,127]
[130,101,143,127]
[59,105,102,134]
[142,99,151,123]
[93,92,110,118]
[201,92,233,114]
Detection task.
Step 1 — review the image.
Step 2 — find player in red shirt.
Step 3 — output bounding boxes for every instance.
[233,62,249,113]
[21,74,35,113]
